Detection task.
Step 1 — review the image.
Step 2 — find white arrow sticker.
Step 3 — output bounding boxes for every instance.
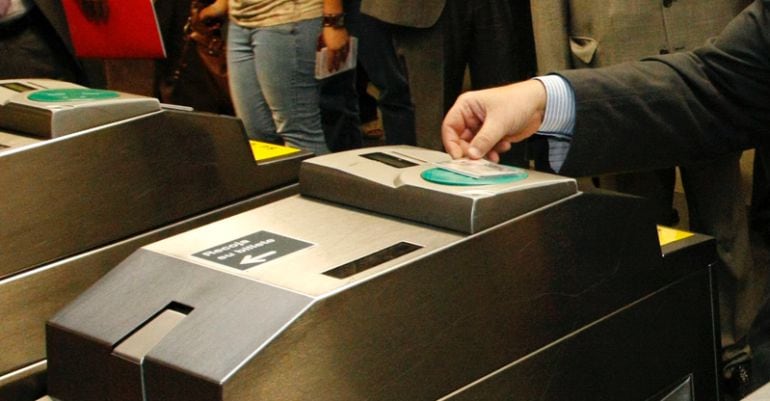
[240,251,277,265]
[194,231,313,271]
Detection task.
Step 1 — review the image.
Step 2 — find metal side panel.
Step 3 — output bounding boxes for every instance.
[0,361,47,401]
[46,190,714,401]
[0,109,305,279]
[441,269,718,401]
[0,131,40,151]
[217,193,687,401]
[47,249,315,401]
[0,185,296,395]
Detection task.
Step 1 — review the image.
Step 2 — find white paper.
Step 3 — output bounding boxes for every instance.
[315,37,358,79]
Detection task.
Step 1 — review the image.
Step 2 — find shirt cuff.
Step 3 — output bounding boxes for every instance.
[532,75,576,172]
[533,75,576,139]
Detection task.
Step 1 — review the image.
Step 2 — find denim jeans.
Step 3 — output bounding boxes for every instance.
[228,18,329,155]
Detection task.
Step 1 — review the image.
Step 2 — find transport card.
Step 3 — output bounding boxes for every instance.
[436,159,525,179]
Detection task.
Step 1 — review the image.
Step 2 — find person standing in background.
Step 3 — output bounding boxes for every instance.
[0,0,104,86]
[320,0,417,150]
[348,0,416,146]
[361,0,536,165]
[199,0,349,155]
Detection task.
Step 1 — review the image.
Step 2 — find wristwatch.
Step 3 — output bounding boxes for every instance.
[322,13,345,28]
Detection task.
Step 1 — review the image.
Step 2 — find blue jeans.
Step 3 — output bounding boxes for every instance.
[228,19,329,155]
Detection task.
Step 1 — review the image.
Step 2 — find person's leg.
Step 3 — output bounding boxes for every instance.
[252,19,329,154]
[393,23,444,150]
[751,146,770,242]
[226,22,281,144]
[750,298,770,394]
[355,65,379,125]
[680,153,764,354]
[440,0,471,113]
[681,154,763,397]
[317,0,363,152]
[320,69,363,152]
[467,0,537,167]
[467,0,536,88]
[348,0,416,145]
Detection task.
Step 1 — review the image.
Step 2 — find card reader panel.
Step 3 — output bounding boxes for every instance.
[0,79,160,138]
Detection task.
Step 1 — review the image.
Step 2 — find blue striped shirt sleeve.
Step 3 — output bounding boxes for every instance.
[532,75,576,173]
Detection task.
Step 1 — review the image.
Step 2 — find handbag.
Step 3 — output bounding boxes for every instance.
[157,0,232,114]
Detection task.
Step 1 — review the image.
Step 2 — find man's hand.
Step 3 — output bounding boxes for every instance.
[441,80,548,162]
[79,0,109,23]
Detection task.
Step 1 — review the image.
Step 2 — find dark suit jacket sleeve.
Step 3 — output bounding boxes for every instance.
[556,0,770,178]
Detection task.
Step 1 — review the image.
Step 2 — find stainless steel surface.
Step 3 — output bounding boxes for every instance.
[0,185,296,380]
[0,360,46,401]
[300,146,578,233]
[46,188,720,400]
[441,270,714,400]
[0,106,308,398]
[0,109,305,279]
[112,309,188,364]
[148,195,462,297]
[0,131,39,152]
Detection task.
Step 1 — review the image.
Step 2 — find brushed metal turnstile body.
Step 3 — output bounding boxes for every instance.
[0,109,308,400]
[45,147,720,401]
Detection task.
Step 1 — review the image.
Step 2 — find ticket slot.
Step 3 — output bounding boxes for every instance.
[112,302,193,363]
[360,152,420,168]
[323,241,423,279]
[108,302,193,401]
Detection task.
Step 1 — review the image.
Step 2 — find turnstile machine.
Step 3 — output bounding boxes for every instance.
[45,146,720,401]
[0,79,309,400]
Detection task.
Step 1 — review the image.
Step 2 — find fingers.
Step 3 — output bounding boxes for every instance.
[442,101,476,159]
[441,81,548,161]
[321,28,350,73]
[443,91,506,160]
[326,41,350,72]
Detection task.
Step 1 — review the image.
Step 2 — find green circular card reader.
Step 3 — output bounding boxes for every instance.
[27,88,121,103]
[421,167,528,186]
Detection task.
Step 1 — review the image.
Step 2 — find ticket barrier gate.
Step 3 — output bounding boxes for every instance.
[45,146,720,401]
[0,104,309,400]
